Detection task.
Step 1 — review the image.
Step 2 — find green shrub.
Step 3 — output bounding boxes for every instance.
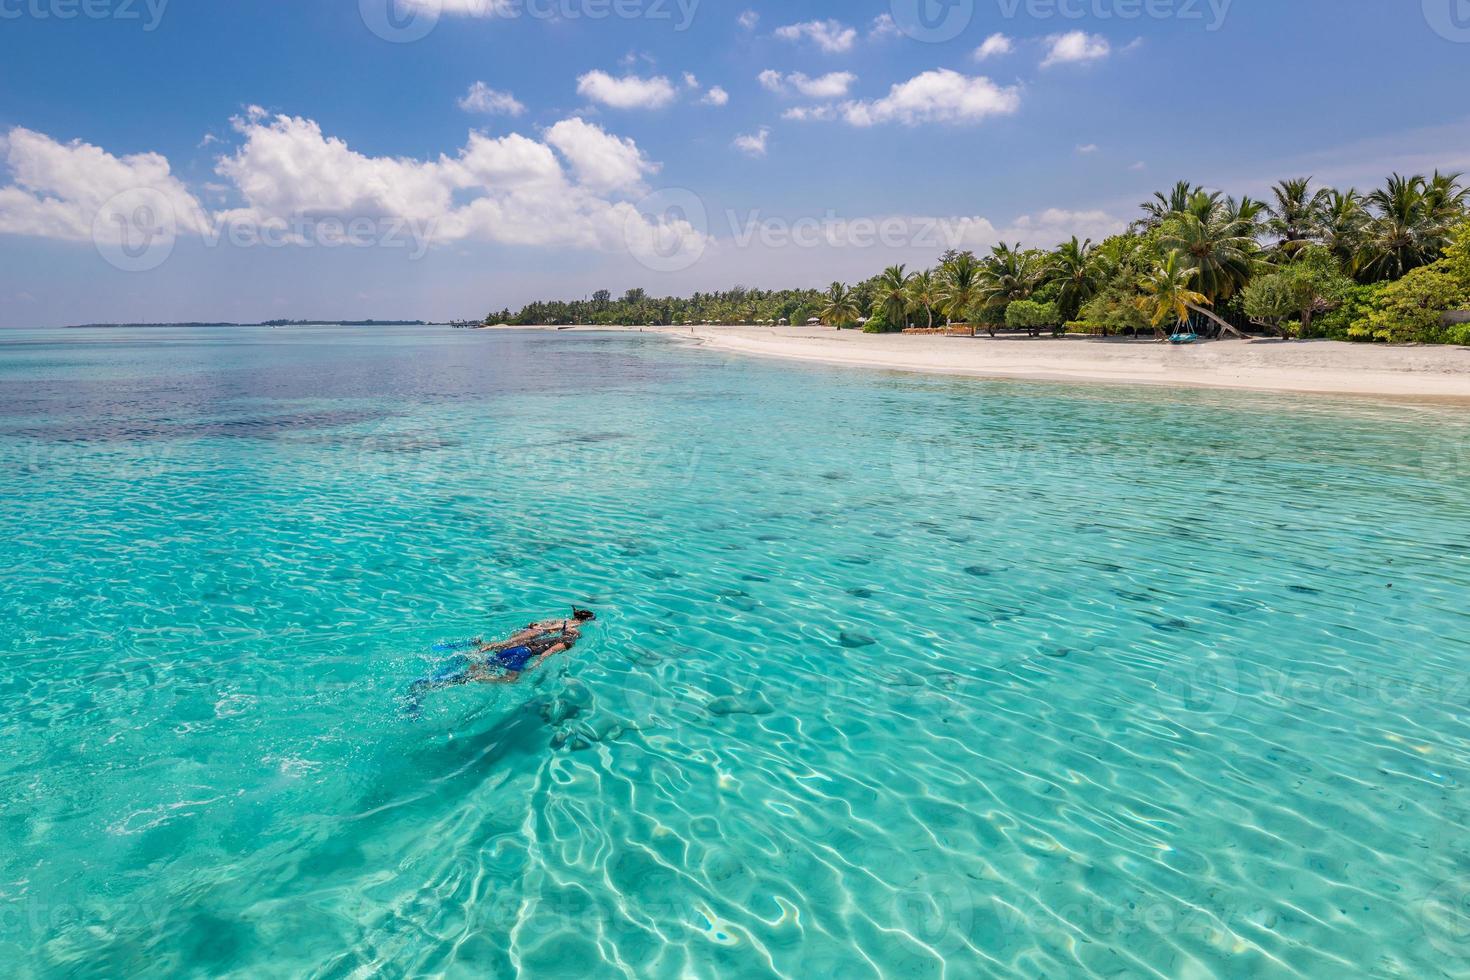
[1351,264,1469,343]
[1005,300,1061,331]
[1242,247,1353,338]
[862,309,900,334]
[1313,282,1382,340]
[1081,288,1149,335]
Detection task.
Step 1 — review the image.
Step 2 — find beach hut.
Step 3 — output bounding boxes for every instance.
[778,318,789,326]
[806,317,820,325]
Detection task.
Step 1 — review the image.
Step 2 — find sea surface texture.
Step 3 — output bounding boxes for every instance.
[2,325,1468,978]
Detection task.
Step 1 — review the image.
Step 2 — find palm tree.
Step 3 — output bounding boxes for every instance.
[1425,170,1469,229]
[1359,174,1436,282]
[1267,178,1329,259]
[1159,199,1259,304]
[936,252,984,336]
[1136,251,1210,338]
[1049,236,1105,322]
[978,243,1047,324]
[905,269,939,329]
[817,281,860,329]
[876,265,913,330]
[1320,189,1368,274]
[1135,180,1204,230]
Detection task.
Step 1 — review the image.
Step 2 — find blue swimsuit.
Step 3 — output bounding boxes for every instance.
[492,645,537,673]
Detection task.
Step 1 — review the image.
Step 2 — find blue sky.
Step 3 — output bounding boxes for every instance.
[1,0,1468,326]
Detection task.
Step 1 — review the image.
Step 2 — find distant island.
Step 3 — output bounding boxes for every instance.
[64,319,431,329]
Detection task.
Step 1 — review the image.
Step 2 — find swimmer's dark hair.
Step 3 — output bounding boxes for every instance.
[572,607,596,622]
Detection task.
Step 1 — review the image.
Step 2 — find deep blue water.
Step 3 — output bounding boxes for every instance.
[2,325,1469,977]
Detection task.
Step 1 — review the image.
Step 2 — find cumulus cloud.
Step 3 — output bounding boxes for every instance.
[737,9,758,30]
[0,115,705,269]
[1000,208,1122,246]
[733,127,771,158]
[759,71,857,99]
[702,86,730,107]
[542,117,656,193]
[782,105,837,122]
[774,19,857,53]
[839,70,1020,127]
[575,70,678,110]
[458,82,526,116]
[1041,32,1111,67]
[0,127,210,244]
[974,33,1014,60]
[869,13,900,39]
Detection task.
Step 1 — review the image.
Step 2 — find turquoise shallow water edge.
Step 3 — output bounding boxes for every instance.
[2,325,1469,978]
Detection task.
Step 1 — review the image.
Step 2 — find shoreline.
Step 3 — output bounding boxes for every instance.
[488,324,1470,404]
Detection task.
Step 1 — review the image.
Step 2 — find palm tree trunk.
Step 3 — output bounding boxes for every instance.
[1186,303,1245,339]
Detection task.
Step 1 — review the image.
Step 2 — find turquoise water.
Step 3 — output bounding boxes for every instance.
[2,325,1469,978]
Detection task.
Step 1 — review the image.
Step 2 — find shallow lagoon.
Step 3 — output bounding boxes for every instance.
[2,326,1469,977]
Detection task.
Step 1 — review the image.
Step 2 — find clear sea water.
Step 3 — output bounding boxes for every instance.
[2,325,1469,978]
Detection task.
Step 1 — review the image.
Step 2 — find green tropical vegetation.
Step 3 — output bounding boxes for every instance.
[490,172,1470,344]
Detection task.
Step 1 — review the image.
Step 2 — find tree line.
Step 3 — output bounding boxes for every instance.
[489,171,1470,344]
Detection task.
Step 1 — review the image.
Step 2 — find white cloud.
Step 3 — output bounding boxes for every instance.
[737,9,759,30]
[733,127,771,158]
[782,106,837,122]
[869,13,900,39]
[1000,208,1123,246]
[214,113,700,262]
[1129,161,1147,171]
[0,127,210,244]
[1041,32,1111,67]
[760,71,857,99]
[575,70,678,110]
[458,82,526,116]
[543,117,657,193]
[839,70,1020,127]
[774,19,857,54]
[974,33,1014,60]
[1076,143,1098,154]
[0,114,706,273]
[702,86,730,107]
[683,72,699,89]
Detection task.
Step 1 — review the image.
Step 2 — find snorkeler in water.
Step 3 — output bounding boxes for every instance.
[403,609,596,717]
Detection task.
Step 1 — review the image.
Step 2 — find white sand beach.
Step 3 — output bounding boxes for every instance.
[499,325,1470,402]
